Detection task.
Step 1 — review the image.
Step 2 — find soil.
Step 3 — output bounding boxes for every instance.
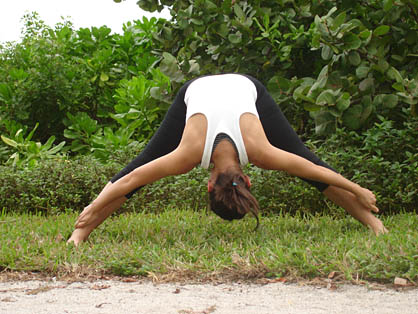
[1,277,417,314]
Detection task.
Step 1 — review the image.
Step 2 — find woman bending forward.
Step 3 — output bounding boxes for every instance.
[68,74,387,245]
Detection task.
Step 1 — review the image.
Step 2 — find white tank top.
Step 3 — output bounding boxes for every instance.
[184,74,259,169]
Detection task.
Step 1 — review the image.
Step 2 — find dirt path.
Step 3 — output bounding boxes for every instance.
[1,280,417,314]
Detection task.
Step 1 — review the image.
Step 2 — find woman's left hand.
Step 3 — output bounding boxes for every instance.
[356,187,379,213]
[75,205,98,228]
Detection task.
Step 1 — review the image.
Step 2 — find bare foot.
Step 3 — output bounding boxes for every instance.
[369,219,389,236]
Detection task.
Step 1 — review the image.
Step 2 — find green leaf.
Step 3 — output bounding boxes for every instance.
[336,92,351,111]
[43,136,56,150]
[325,7,338,18]
[9,68,29,80]
[331,12,346,31]
[391,55,404,62]
[311,33,320,48]
[356,66,369,79]
[374,25,390,36]
[315,15,329,37]
[373,94,384,107]
[217,24,229,38]
[159,52,184,83]
[1,135,18,148]
[63,129,79,140]
[383,94,399,108]
[304,103,322,111]
[299,4,312,17]
[383,0,393,11]
[294,85,315,103]
[376,59,389,73]
[348,51,361,66]
[359,29,371,39]
[190,18,203,25]
[342,33,361,50]
[205,0,217,11]
[387,67,403,83]
[359,78,374,91]
[187,60,200,75]
[317,65,329,88]
[0,83,12,103]
[311,111,335,135]
[228,32,242,44]
[392,82,405,92]
[100,73,109,82]
[234,3,245,20]
[27,123,39,141]
[361,99,373,122]
[316,90,336,105]
[308,72,329,96]
[342,104,363,129]
[321,45,333,60]
[268,76,292,92]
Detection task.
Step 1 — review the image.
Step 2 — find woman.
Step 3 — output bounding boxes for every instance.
[68,74,387,245]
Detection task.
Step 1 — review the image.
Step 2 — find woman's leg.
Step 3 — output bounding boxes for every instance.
[252,79,334,191]
[110,84,190,197]
[68,83,191,245]
[248,77,386,233]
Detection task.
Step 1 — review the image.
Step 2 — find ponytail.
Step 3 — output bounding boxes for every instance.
[209,171,260,230]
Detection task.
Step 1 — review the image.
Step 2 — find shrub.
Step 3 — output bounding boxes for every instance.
[309,115,418,213]
[1,115,415,215]
[0,153,320,216]
[145,0,418,133]
[0,14,166,144]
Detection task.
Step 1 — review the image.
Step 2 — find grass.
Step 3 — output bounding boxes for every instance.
[0,208,417,284]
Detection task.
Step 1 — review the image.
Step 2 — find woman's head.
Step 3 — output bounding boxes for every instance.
[208,170,260,227]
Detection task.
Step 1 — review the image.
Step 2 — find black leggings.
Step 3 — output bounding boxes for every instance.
[111,75,335,198]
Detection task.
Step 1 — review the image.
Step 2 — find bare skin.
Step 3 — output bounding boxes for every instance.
[68,113,387,245]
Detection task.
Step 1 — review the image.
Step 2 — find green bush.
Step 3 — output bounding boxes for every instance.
[1,113,416,215]
[0,152,319,216]
[0,2,416,217]
[0,14,166,144]
[146,0,417,133]
[5,112,418,215]
[309,115,418,213]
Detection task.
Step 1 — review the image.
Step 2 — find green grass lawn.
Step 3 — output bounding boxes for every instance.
[1,209,417,284]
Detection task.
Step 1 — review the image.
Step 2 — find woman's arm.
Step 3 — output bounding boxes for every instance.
[74,114,206,231]
[75,147,199,228]
[241,116,378,212]
[260,146,378,212]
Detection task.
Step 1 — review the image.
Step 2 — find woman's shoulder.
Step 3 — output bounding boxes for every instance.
[179,113,207,151]
[239,113,273,163]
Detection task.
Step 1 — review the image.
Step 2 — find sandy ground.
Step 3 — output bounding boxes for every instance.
[0,279,417,314]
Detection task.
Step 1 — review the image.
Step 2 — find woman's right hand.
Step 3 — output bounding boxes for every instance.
[356,187,379,213]
[75,204,98,228]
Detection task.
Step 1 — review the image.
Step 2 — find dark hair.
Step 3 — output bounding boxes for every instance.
[209,171,260,229]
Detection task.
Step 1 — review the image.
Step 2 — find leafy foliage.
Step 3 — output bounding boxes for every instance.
[143,0,418,133]
[1,122,65,167]
[0,114,416,214]
[0,13,166,144]
[309,115,418,212]
[0,2,417,215]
